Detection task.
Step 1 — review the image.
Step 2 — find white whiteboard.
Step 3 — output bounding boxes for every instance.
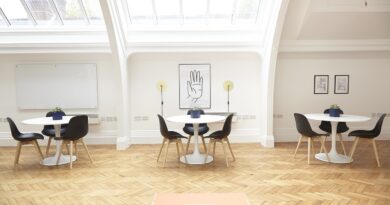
[16,64,98,109]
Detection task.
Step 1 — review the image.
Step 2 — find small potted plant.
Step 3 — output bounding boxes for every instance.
[190,106,201,118]
[329,104,341,117]
[51,107,64,120]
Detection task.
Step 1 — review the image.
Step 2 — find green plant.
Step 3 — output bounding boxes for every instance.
[330,104,339,109]
[51,107,63,113]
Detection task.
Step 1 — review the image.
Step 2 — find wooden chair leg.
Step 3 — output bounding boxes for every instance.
[221,140,229,167]
[186,136,192,154]
[163,140,170,168]
[46,137,52,156]
[226,138,235,161]
[14,141,22,167]
[157,138,166,162]
[318,137,330,162]
[294,135,303,158]
[311,139,316,156]
[175,140,180,162]
[179,139,187,163]
[201,137,207,153]
[205,139,213,163]
[32,140,44,160]
[371,139,381,167]
[66,143,70,155]
[74,141,78,155]
[213,141,216,157]
[307,137,311,165]
[56,141,66,165]
[69,141,73,169]
[320,136,326,153]
[80,139,93,163]
[349,137,360,160]
[338,134,347,156]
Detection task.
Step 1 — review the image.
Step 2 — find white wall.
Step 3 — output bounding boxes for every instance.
[128,52,263,144]
[0,53,121,145]
[274,51,390,142]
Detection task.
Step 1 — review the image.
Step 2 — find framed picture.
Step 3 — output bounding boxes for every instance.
[179,64,211,109]
[334,75,349,94]
[314,75,329,94]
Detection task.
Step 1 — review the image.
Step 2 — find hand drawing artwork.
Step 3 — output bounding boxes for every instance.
[187,70,203,103]
[179,64,211,109]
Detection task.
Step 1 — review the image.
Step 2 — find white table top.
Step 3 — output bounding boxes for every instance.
[305,113,370,122]
[166,114,226,124]
[22,116,74,125]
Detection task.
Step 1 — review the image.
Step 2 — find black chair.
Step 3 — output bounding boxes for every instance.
[293,113,330,164]
[56,115,93,169]
[6,117,44,167]
[319,109,349,155]
[41,111,67,156]
[157,114,188,167]
[203,114,235,167]
[183,109,209,154]
[348,114,386,167]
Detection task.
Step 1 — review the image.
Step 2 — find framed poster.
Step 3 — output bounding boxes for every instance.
[334,75,349,94]
[314,75,329,94]
[179,64,211,109]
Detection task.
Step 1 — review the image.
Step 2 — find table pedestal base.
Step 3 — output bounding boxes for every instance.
[315,152,352,164]
[41,155,77,166]
[180,154,213,164]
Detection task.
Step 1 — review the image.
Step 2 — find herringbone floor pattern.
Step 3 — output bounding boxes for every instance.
[0,141,389,205]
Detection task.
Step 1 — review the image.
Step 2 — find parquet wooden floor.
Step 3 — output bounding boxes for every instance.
[0,141,389,205]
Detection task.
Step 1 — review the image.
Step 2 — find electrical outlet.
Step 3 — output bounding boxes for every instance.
[134,116,142,121]
[142,116,148,121]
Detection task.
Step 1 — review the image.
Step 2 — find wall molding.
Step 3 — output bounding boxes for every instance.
[279,39,390,52]
[0,43,110,54]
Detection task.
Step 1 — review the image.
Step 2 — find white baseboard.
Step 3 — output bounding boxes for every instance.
[274,127,390,142]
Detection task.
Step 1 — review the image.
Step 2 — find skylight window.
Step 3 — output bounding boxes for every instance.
[124,0,262,28]
[0,0,31,26]
[0,0,103,27]
[25,0,60,25]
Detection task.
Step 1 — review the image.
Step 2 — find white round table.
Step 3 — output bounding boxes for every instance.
[166,114,226,165]
[305,113,370,164]
[22,116,76,166]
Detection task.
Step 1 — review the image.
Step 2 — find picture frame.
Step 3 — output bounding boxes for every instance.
[179,64,211,109]
[314,75,329,94]
[334,75,349,94]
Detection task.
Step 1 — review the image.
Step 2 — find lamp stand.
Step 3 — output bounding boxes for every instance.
[227,86,230,112]
[160,85,164,116]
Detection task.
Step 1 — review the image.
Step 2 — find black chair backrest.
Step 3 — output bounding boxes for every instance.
[44,111,67,129]
[62,115,88,141]
[221,114,234,137]
[294,113,316,137]
[157,114,169,138]
[185,109,207,127]
[6,117,21,140]
[319,109,349,133]
[372,114,386,136]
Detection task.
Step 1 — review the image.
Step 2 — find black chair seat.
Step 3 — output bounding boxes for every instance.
[41,128,67,137]
[183,126,209,136]
[167,131,188,139]
[18,133,44,141]
[203,130,224,139]
[348,130,377,138]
